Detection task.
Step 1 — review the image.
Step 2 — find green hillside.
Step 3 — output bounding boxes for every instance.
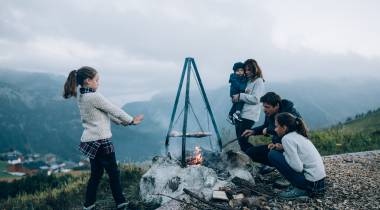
[340,109,380,134]
[312,108,380,155]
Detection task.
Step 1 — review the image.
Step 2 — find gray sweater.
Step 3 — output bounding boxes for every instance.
[77,92,133,142]
[239,78,265,122]
[282,132,326,182]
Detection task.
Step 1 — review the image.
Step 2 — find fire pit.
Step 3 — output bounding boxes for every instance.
[139,147,258,207]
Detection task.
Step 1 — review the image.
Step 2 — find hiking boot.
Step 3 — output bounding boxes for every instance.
[117,202,129,210]
[232,112,243,122]
[273,177,291,188]
[259,165,275,175]
[83,204,95,210]
[278,186,309,200]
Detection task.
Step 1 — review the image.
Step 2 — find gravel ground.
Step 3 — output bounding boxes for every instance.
[75,150,380,209]
[260,150,380,210]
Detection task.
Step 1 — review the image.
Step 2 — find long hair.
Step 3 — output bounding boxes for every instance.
[244,59,264,81]
[63,66,97,99]
[276,112,309,138]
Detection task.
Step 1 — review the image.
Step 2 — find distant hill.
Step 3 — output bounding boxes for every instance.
[1,69,380,161]
[311,108,380,155]
[339,108,380,134]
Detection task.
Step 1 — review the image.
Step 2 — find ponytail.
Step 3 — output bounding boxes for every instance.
[63,70,78,98]
[276,112,309,138]
[294,117,309,138]
[63,66,98,99]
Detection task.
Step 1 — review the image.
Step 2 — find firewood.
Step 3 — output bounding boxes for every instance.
[183,188,236,210]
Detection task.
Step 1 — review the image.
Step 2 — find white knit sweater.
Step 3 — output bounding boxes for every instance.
[282,132,326,182]
[77,92,133,142]
[239,78,265,122]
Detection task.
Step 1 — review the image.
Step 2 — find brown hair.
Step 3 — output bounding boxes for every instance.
[244,59,264,81]
[276,112,309,138]
[63,66,97,99]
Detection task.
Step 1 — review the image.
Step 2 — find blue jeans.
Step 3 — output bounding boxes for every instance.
[268,150,325,193]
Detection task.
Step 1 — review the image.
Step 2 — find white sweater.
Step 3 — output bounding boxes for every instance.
[77,92,133,142]
[239,78,265,122]
[282,132,326,182]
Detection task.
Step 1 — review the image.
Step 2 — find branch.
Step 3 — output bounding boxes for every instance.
[183,188,236,210]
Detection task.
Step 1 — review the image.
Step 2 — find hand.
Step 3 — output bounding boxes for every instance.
[241,129,254,137]
[232,94,239,103]
[274,143,283,151]
[131,114,144,125]
[268,143,275,150]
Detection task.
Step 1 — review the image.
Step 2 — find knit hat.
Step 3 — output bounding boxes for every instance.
[232,62,245,72]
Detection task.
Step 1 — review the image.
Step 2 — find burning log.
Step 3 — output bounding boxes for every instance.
[186,146,203,165]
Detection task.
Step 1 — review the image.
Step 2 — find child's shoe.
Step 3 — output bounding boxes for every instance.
[278,186,309,200]
[226,115,235,125]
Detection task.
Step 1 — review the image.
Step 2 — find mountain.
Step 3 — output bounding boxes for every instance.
[1,69,380,161]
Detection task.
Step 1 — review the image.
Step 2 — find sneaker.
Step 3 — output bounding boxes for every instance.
[83,204,95,210]
[226,115,235,125]
[232,112,243,122]
[117,202,129,209]
[278,186,309,200]
[259,165,275,175]
[273,177,291,188]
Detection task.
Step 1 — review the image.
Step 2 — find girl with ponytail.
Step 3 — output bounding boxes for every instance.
[267,112,326,199]
[63,66,144,210]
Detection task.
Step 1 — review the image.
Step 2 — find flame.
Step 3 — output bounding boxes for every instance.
[188,146,203,165]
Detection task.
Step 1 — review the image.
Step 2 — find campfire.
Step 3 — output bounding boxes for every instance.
[186,146,203,165]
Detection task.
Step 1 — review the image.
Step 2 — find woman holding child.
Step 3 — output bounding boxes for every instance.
[230,59,265,152]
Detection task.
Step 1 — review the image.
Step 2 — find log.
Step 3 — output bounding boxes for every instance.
[231,177,272,198]
[155,193,203,209]
[183,188,236,210]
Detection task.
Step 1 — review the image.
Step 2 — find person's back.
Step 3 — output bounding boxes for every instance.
[78,91,133,142]
[282,132,326,182]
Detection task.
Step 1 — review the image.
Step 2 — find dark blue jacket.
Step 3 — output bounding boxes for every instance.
[229,73,247,97]
[252,99,301,144]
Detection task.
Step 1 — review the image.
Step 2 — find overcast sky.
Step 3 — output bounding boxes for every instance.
[1,0,379,105]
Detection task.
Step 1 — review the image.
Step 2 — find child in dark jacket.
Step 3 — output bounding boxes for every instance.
[228,62,247,124]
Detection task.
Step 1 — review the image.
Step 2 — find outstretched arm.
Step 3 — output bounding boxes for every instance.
[91,93,134,124]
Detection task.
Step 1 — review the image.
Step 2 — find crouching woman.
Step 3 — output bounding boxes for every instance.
[268,112,326,199]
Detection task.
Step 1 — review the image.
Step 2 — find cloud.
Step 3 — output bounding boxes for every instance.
[0,0,379,104]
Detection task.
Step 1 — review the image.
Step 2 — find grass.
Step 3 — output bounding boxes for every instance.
[0,164,159,210]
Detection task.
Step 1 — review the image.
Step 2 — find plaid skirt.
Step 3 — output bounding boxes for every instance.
[79,139,115,159]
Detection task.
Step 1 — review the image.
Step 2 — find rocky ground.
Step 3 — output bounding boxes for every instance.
[74,150,380,209]
[158,150,380,210]
[256,150,380,210]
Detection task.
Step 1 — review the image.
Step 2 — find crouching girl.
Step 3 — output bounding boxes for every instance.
[268,112,326,199]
